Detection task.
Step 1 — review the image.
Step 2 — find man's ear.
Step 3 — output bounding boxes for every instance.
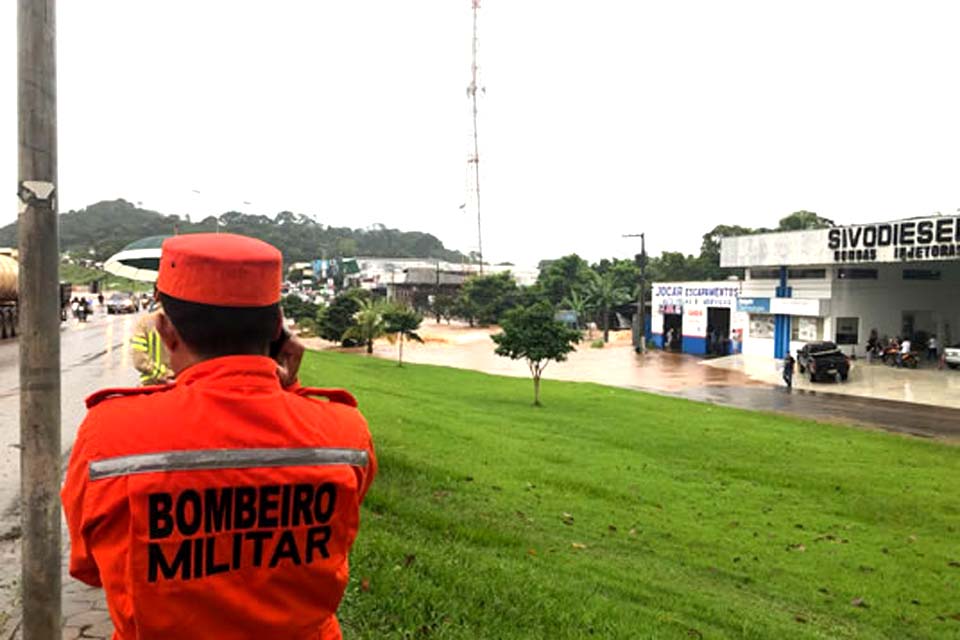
[155,312,181,352]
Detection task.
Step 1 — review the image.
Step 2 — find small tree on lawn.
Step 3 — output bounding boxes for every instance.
[383,304,423,367]
[342,299,386,354]
[492,302,581,406]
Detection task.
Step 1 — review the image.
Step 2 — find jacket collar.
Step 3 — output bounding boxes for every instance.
[176,355,281,389]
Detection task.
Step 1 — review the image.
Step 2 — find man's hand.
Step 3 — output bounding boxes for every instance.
[276,332,306,388]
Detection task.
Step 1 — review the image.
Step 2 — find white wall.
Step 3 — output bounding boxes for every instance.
[743,336,774,357]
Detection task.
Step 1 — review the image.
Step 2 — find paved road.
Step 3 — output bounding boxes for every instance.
[0,313,139,532]
[666,385,960,441]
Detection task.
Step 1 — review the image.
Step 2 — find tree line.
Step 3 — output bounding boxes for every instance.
[0,199,467,263]
[284,209,836,349]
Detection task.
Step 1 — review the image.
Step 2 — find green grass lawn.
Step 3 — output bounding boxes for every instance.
[300,351,960,639]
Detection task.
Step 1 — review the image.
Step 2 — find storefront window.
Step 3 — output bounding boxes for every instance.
[835,317,859,345]
[787,268,826,279]
[903,269,941,281]
[791,316,821,342]
[750,314,775,339]
[837,268,878,280]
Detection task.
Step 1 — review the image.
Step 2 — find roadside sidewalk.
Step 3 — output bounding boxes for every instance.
[0,527,113,640]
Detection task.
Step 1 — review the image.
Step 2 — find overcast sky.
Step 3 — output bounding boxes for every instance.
[4,1,960,265]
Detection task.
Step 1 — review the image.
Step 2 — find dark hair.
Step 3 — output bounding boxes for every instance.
[159,293,280,358]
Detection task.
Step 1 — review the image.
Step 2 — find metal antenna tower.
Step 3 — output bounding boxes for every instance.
[467,0,484,274]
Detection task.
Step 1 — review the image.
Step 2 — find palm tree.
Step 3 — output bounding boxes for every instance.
[561,289,589,331]
[587,272,629,343]
[382,304,424,367]
[342,299,386,354]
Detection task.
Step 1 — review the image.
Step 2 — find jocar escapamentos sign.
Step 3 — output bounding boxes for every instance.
[828,217,960,263]
[654,284,739,309]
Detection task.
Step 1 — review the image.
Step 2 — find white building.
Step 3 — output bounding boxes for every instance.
[346,257,539,290]
[650,281,745,355]
[720,215,960,358]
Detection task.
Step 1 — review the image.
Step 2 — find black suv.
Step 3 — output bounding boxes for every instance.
[796,341,850,382]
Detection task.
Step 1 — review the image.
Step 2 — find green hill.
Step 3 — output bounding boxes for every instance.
[0,199,466,264]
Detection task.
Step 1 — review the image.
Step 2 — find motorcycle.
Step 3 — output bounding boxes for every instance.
[885,348,920,369]
[900,351,920,369]
[881,345,900,366]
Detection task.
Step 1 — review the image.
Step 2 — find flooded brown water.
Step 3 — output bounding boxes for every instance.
[305,321,960,442]
[311,322,763,393]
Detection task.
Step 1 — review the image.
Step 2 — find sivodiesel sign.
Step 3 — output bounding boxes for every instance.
[720,215,960,267]
[828,217,960,262]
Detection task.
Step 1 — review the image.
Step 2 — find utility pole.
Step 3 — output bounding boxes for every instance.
[467,0,484,274]
[18,0,62,637]
[623,233,647,353]
[435,260,441,323]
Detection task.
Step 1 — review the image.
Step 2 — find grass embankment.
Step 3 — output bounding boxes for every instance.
[300,351,960,639]
[59,263,152,292]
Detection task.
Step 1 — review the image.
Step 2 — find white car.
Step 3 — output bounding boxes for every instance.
[945,343,960,370]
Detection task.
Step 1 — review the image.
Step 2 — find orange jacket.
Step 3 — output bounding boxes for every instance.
[62,355,377,640]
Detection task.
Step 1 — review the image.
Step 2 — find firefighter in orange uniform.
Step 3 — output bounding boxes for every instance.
[62,233,377,639]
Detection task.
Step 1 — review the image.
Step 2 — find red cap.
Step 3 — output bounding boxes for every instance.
[157,234,282,307]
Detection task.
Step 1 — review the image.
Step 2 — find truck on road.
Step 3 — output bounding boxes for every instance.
[0,248,73,338]
[0,251,18,339]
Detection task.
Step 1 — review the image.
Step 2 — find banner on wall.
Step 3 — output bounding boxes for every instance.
[737,297,770,313]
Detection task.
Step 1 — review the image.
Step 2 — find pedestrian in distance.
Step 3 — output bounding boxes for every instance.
[130,308,175,386]
[866,329,879,363]
[927,334,938,362]
[62,233,377,640]
[897,336,911,368]
[782,353,795,390]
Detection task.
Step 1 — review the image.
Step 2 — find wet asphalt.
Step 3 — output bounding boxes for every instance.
[663,384,960,442]
[0,313,138,532]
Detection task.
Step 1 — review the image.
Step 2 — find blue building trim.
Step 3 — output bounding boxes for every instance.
[773,266,792,359]
[683,336,707,355]
[650,333,663,349]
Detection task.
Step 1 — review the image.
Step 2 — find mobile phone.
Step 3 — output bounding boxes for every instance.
[269,326,291,359]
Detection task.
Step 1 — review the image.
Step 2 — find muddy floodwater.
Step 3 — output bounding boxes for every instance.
[340,322,763,393]
[305,321,960,442]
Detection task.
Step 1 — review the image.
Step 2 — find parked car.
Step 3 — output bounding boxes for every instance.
[106,292,138,314]
[796,341,851,382]
[945,343,960,370]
